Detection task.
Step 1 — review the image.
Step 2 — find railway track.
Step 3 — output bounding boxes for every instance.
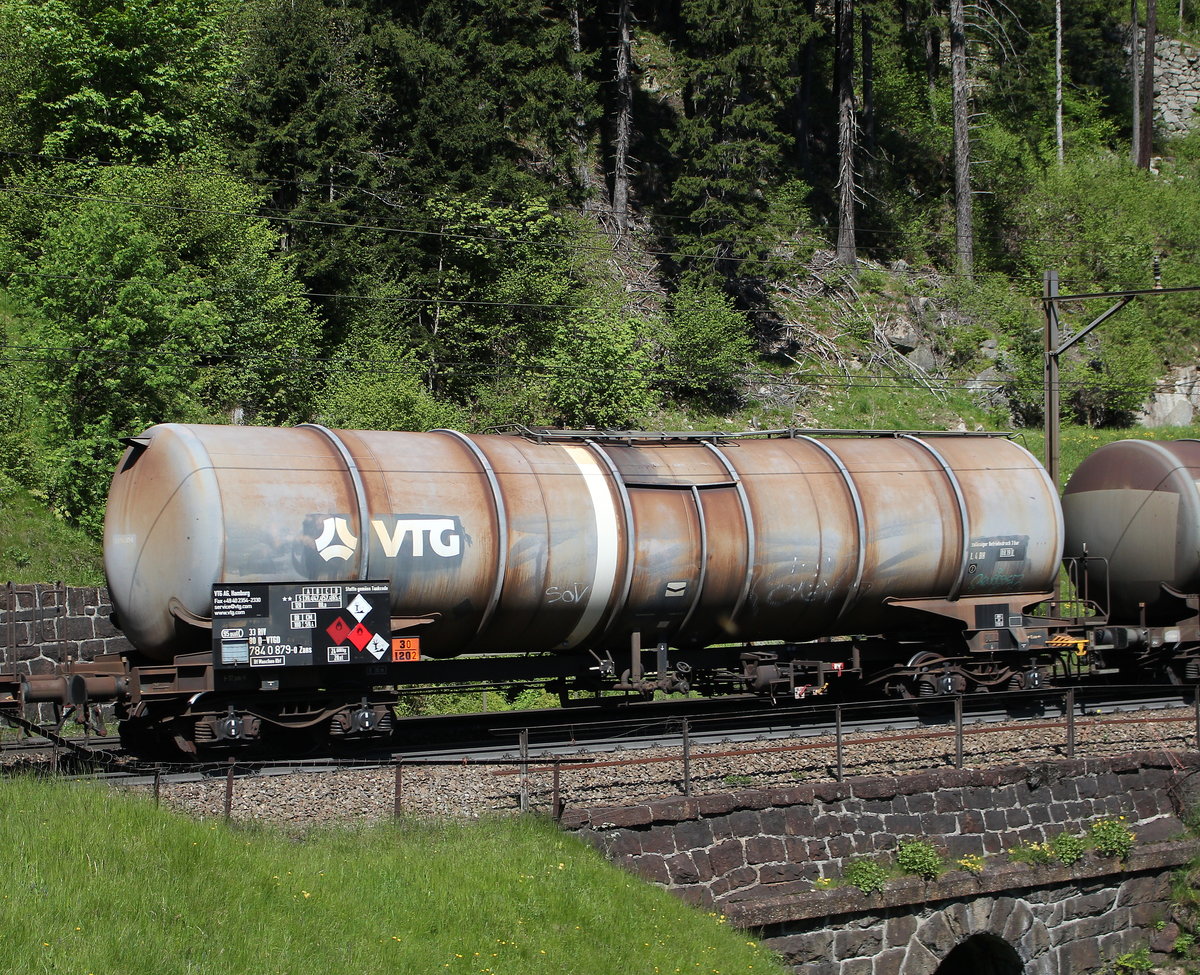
[9,683,1195,797]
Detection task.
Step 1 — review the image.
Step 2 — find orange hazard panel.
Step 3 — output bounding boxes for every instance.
[391,638,421,662]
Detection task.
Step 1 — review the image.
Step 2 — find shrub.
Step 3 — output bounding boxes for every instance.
[842,860,889,894]
[1090,818,1136,859]
[1008,841,1054,866]
[1049,832,1086,866]
[896,840,943,881]
[658,281,753,406]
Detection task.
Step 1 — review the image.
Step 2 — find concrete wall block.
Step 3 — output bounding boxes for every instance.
[906,793,935,814]
[727,810,763,836]
[883,913,919,949]
[942,834,985,858]
[934,791,965,814]
[1115,873,1167,908]
[897,937,941,975]
[881,814,923,836]
[607,830,643,859]
[834,926,884,960]
[1055,937,1101,973]
[624,853,670,885]
[712,864,757,898]
[769,930,836,966]
[745,835,787,864]
[870,832,899,853]
[639,829,675,857]
[708,839,746,876]
[27,655,57,675]
[784,806,816,836]
[63,615,96,643]
[1063,888,1119,920]
[664,851,702,884]
[758,862,810,885]
[982,809,1008,831]
[92,613,121,640]
[3,619,32,648]
[673,819,714,852]
[871,946,907,975]
[759,809,787,836]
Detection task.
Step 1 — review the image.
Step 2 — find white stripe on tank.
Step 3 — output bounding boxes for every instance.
[562,445,621,648]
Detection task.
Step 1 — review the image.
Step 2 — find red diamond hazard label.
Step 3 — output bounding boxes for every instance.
[348,623,373,651]
[325,616,351,645]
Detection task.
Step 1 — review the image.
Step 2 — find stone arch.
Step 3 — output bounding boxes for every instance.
[933,933,1024,974]
[899,897,1051,975]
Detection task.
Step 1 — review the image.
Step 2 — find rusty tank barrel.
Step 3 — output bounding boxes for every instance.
[1063,438,1200,623]
[104,424,1063,661]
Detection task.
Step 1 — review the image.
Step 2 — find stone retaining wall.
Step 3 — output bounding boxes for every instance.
[564,753,1198,973]
[563,753,1187,909]
[1148,33,1200,137]
[1,583,131,677]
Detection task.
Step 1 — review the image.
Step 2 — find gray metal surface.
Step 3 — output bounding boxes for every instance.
[105,426,1064,661]
[1063,438,1200,621]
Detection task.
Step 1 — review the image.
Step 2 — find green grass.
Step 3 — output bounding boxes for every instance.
[0,778,785,975]
[0,475,103,585]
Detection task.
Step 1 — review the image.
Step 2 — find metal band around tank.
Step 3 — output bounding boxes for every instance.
[675,484,710,637]
[298,424,370,580]
[700,441,756,626]
[432,430,509,641]
[792,436,867,621]
[902,435,970,600]
[581,440,636,643]
[561,443,624,649]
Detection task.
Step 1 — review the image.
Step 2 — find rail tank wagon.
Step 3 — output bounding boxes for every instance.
[106,424,1063,649]
[54,424,1069,750]
[1063,440,1200,676]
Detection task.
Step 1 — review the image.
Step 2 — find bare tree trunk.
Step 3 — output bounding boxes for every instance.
[613,0,633,233]
[569,0,592,192]
[836,0,857,268]
[795,0,816,171]
[926,3,941,117]
[1138,0,1157,169]
[1131,0,1141,165]
[862,5,876,156]
[949,0,973,277]
[1055,0,1064,163]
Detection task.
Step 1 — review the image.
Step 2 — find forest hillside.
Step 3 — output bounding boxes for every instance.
[2,0,1200,534]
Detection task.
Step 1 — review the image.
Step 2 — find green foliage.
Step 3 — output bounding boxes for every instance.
[659,282,754,405]
[0,472,104,584]
[842,859,889,895]
[895,840,943,881]
[1090,818,1136,859]
[0,0,229,162]
[315,341,464,432]
[1110,947,1154,974]
[0,778,787,975]
[1007,841,1055,866]
[1,162,320,531]
[539,310,655,428]
[1049,832,1087,866]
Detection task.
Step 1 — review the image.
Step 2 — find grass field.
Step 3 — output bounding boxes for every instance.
[0,475,103,586]
[0,777,785,975]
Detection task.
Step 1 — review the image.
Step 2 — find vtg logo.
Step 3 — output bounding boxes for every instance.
[314,516,358,562]
[311,515,463,562]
